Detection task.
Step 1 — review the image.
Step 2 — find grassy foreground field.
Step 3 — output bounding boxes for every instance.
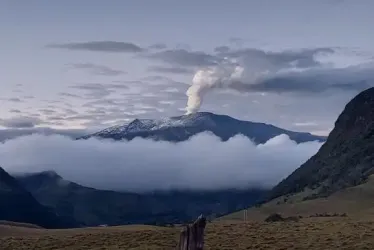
[223,175,374,222]
[2,217,374,250]
[4,178,374,250]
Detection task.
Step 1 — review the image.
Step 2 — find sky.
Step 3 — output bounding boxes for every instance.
[1,0,374,136]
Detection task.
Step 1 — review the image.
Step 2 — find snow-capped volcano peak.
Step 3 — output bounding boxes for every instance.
[80,112,325,144]
[96,112,218,135]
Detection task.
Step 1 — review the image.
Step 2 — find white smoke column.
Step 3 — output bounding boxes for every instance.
[184,59,275,114]
[185,64,243,114]
[184,48,336,114]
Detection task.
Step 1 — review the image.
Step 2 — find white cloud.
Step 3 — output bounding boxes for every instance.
[0,116,42,128]
[159,100,175,105]
[184,48,374,114]
[293,122,319,127]
[0,133,322,192]
[162,87,180,93]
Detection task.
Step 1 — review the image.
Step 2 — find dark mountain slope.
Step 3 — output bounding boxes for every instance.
[80,112,325,144]
[267,87,374,201]
[16,171,267,226]
[0,167,77,228]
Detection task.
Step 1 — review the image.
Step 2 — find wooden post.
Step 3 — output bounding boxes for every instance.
[177,215,207,250]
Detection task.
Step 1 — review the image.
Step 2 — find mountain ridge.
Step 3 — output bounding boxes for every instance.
[80,112,326,144]
[221,87,374,221]
[15,170,267,227]
[0,167,77,229]
[266,87,374,201]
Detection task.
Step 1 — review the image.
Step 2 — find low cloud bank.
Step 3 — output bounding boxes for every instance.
[0,133,322,192]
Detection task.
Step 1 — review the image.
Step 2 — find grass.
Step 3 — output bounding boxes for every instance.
[0,220,42,229]
[2,218,374,249]
[223,175,374,222]
[4,177,374,249]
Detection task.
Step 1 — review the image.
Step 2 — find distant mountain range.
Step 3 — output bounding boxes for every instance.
[0,112,328,229]
[14,171,267,227]
[2,87,373,228]
[80,112,326,144]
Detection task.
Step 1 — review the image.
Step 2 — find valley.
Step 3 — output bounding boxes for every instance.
[2,3,374,249]
[1,86,373,249]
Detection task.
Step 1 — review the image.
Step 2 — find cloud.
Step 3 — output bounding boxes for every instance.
[185,47,374,113]
[39,109,56,115]
[228,37,245,46]
[293,122,319,127]
[0,117,42,128]
[69,83,129,99]
[218,47,334,69]
[67,63,126,76]
[23,95,35,99]
[148,43,167,50]
[7,98,23,103]
[60,76,189,124]
[214,46,230,53]
[59,92,82,98]
[0,133,322,192]
[9,109,21,114]
[46,41,144,53]
[148,49,220,67]
[147,66,193,75]
[239,66,374,94]
[0,128,87,142]
[140,75,178,84]
[159,100,175,105]
[105,83,130,90]
[162,87,180,93]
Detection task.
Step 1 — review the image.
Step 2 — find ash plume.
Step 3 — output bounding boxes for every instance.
[185,63,245,114]
[183,47,372,114]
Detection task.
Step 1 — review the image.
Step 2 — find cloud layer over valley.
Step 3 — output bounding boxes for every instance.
[0,133,322,192]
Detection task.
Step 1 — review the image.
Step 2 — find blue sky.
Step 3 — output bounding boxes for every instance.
[1,0,373,135]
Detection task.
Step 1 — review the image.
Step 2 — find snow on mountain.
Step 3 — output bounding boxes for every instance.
[80,112,326,144]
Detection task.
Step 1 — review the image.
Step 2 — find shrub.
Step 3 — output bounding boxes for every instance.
[265,213,284,222]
